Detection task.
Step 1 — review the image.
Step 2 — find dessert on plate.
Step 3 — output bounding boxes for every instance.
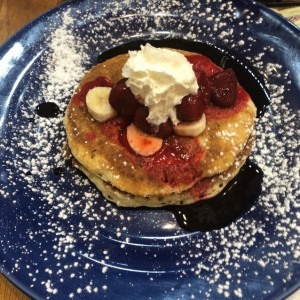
[64,43,257,207]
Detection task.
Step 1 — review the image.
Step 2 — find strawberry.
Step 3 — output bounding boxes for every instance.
[109,79,139,119]
[134,106,173,138]
[209,68,237,107]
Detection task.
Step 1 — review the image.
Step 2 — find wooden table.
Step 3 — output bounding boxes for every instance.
[0,1,299,299]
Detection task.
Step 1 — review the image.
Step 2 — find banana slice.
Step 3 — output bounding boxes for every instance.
[86,87,117,122]
[127,123,163,156]
[174,113,206,137]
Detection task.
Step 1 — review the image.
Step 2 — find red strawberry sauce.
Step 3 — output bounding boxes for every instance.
[100,117,204,186]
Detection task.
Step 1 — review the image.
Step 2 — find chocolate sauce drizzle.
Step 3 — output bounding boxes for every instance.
[166,160,263,232]
[36,102,60,118]
[33,102,62,177]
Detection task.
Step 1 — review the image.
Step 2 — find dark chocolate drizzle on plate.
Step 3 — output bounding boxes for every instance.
[166,160,263,232]
[36,102,60,118]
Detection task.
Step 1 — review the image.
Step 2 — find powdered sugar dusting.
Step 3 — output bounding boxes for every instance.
[0,0,299,299]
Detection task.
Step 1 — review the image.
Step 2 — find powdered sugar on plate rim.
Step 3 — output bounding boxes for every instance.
[0,0,299,299]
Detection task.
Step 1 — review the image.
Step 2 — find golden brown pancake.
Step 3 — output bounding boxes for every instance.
[64,49,257,207]
[72,133,254,207]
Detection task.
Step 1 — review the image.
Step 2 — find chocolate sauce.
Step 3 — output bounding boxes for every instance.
[65,158,73,168]
[166,160,263,232]
[36,102,60,118]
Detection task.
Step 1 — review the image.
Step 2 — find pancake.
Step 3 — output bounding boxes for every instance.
[72,133,254,207]
[64,48,257,207]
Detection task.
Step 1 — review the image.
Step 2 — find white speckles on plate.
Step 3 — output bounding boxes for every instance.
[0,0,299,299]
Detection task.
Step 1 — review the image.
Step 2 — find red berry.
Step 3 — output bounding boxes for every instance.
[186,54,220,76]
[109,79,139,119]
[156,119,173,138]
[134,106,153,133]
[195,69,211,106]
[176,70,210,122]
[210,68,237,107]
[176,94,204,121]
[134,106,173,138]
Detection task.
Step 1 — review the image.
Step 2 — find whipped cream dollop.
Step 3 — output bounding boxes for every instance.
[122,44,199,125]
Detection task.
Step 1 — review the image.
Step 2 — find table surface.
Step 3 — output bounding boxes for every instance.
[0,0,299,299]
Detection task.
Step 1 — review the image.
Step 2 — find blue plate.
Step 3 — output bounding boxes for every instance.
[0,0,299,299]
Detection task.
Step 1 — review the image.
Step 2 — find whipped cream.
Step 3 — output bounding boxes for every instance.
[122,43,198,125]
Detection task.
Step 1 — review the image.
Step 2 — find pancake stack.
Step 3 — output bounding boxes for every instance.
[64,47,257,207]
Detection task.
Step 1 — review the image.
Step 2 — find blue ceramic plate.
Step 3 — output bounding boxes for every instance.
[0,0,299,299]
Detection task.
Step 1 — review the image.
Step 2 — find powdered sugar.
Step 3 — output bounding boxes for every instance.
[0,0,299,299]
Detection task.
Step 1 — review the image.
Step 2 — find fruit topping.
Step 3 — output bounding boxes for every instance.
[155,119,174,139]
[176,69,209,122]
[122,44,198,126]
[186,54,222,77]
[86,87,117,122]
[134,106,173,138]
[126,123,163,156]
[176,94,204,122]
[80,77,112,98]
[72,76,112,106]
[174,113,206,137]
[210,68,237,107]
[109,78,139,119]
[196,69,211,100]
